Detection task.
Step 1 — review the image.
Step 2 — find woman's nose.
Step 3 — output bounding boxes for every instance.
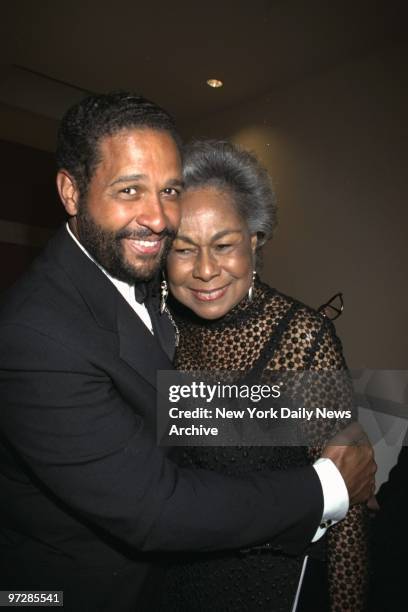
[192,250,220,281]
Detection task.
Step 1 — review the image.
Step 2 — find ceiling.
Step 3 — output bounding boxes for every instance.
[0,0,405,123]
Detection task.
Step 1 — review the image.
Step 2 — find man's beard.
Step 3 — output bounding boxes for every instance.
[76,206,175,284]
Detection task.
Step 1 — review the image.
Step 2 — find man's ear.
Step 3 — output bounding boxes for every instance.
[56,170,80,216]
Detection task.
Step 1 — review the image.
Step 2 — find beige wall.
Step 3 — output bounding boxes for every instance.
[180,43,408,368]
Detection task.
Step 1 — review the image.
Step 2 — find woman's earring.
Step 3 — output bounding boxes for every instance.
[248,270,257,302]
[160,279,168,314]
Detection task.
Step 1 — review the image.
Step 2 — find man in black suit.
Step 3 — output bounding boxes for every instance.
[369,443,408,611]
[0,92,375,611]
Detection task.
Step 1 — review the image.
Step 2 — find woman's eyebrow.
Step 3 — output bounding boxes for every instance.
[175,229,242,246]
[174,235,197,246]
[212,229,242,241]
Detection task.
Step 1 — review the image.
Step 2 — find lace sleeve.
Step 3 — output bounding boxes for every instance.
[308,320,368,612]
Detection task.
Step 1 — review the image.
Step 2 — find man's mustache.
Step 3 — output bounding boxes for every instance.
[115,228,176,241]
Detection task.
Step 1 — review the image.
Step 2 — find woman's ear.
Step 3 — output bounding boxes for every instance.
[56,170,80,217]
[250,234,258,254]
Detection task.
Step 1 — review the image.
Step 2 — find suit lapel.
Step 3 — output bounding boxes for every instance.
[48,226,174,387]
[145,286,176,362]
[117,297,173,387]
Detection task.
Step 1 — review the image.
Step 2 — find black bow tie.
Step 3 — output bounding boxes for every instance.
[134,283,148,304]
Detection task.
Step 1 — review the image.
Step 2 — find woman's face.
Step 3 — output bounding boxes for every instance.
[167,186,257,319]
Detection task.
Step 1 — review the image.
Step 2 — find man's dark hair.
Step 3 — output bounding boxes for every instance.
[56,91,181,195]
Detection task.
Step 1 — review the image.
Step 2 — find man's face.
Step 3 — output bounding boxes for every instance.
[70,128,183,283]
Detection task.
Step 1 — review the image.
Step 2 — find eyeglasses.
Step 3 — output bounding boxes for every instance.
[318,292,344,321]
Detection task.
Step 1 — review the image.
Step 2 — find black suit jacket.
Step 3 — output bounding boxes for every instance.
[0,227,323,611]
[369,435,408,611]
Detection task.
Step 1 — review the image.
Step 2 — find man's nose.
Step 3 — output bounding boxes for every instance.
[193,250,220,281]
[136,194,168,234]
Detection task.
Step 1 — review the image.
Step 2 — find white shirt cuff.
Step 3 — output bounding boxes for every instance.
[311,457,349,542]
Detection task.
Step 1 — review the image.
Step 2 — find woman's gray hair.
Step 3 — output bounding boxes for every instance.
[182,140,277,250]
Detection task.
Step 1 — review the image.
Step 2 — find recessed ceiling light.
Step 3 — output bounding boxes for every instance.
[206,78,223,88]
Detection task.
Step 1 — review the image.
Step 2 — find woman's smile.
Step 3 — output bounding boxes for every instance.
[188,284,231,302]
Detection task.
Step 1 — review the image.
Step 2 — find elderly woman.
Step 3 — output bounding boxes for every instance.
[161,140,367,611]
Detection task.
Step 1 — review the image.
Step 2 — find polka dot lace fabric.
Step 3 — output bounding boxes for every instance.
[161,280,367,611]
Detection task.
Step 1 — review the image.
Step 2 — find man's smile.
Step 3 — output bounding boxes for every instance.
[124,236,164,256]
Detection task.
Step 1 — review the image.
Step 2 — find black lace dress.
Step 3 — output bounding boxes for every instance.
[160,281,367,612]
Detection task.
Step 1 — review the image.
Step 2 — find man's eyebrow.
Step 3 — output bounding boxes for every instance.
[175,229,242,246]
[109,174,146,187]
[108,175,184,188]
[166,178,185,189]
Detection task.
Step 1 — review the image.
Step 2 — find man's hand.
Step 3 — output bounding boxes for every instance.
[321,423,376,505]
